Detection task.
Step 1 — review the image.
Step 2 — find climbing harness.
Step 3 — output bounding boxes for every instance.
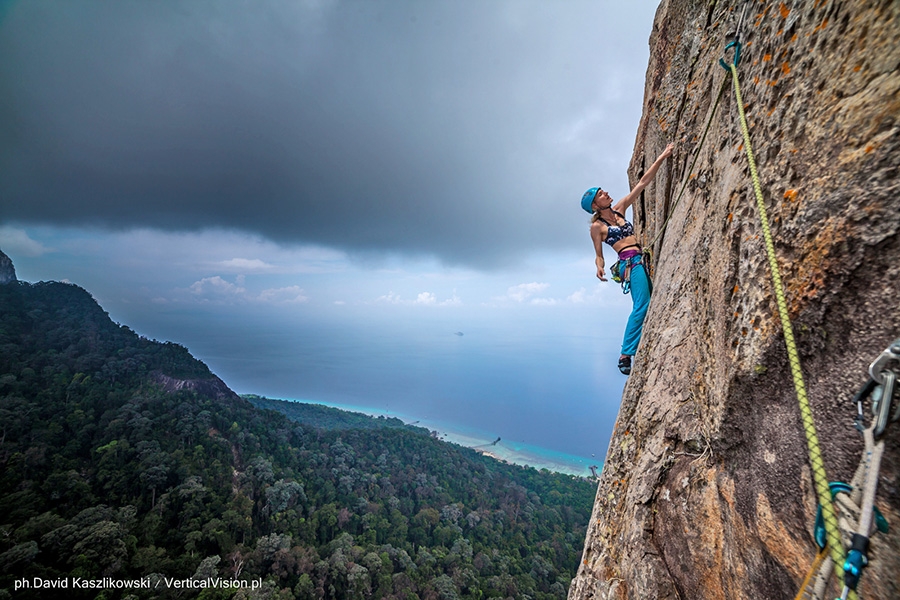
[610,244,653,296]
[721,52,848,592]
[610,253,644,293]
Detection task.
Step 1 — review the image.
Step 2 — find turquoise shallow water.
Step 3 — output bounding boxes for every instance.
[285,397,601,478]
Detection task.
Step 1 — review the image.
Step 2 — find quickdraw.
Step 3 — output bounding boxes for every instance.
[797,340,897,600]
[837,341,899,600]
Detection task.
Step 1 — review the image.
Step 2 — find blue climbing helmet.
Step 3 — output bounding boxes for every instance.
[581,187,600,213]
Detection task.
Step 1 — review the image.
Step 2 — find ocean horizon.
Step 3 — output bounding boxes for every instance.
[277,396,601,478]
[103,301,625,475]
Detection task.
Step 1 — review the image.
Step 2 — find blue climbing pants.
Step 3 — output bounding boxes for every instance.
[621,262,651,356]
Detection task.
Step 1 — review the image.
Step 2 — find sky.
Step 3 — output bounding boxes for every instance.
[0,0,661,467]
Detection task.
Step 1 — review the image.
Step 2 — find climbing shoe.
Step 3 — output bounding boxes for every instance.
[618,355,632,375]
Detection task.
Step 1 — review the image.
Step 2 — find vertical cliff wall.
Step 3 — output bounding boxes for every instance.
[0,248,16,284]
[570,0,899,598]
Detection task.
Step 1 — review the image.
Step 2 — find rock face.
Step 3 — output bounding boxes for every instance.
[0,248,16,284]
[570,1,899,599]
[151,371,241,403]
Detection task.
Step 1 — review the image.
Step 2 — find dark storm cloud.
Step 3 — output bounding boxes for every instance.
[0,0,653,266]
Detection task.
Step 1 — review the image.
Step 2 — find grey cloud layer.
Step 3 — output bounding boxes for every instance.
[0,0,654,266]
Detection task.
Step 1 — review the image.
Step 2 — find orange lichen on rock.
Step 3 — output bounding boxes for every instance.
[783,189,799,202]
[755,6,771,27]
[763,53,773,62]
[782,62,791,75]
[787,219,845,314]
[779,3,790,19]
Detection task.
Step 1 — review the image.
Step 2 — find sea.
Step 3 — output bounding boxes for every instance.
[114,302,627,480]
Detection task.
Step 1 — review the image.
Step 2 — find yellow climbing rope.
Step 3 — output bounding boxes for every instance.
[725,62,850,594]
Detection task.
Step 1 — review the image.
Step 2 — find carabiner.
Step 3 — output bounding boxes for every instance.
[720,1,750,72]
[868,338,900,384]
[718,40,742,71]
[872,370,896,437]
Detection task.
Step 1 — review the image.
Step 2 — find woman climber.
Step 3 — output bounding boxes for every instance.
[581,143,674,375]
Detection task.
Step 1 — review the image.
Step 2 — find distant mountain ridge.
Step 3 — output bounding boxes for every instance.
[0,277,216,384]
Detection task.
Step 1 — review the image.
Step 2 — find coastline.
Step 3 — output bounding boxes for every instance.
[280,397,600,478]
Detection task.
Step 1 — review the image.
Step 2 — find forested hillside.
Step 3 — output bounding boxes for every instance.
[244,395,419,432]
[0,280,594,599]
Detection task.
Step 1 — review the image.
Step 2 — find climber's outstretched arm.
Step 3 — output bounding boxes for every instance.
[614,143,675,213]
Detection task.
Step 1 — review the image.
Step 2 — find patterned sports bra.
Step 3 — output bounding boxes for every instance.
[599,210,635,247]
